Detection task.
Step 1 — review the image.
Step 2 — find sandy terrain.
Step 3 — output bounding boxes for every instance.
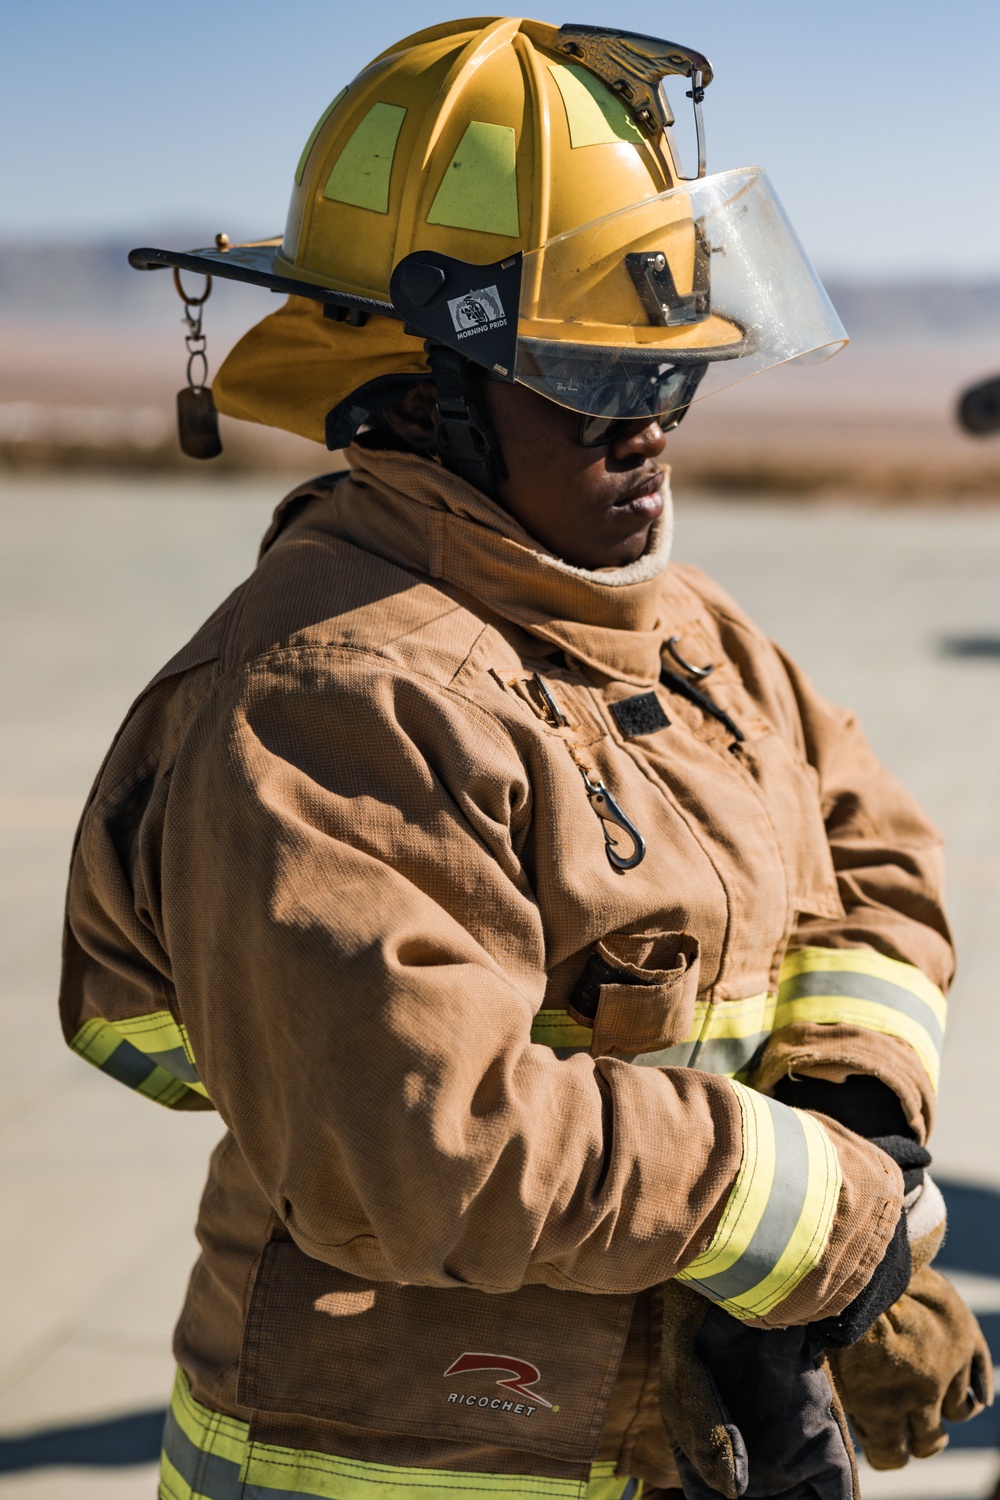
[3,320,1000,496]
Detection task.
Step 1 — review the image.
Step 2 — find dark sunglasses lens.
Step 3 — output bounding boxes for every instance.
[576,364,708,445]
[578,414,626,447]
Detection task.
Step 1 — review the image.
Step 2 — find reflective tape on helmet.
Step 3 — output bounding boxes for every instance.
[676,1080,841,1321]
[161,1368,634,1500]
[775,947,946,1091]
[70,1011,210,1109]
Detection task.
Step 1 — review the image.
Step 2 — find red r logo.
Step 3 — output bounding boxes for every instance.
[442,1352,553,1408]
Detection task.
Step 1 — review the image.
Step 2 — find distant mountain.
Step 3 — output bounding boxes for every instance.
[825,280,1000,343]
[3,239,1000,343]
[0,237,264,327]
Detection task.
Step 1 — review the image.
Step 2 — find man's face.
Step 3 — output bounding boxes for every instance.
[483,381,668,570]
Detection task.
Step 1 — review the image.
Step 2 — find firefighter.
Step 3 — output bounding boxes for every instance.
[62,19,991,1500]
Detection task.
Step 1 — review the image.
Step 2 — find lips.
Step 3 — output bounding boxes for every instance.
[612,469,663,518]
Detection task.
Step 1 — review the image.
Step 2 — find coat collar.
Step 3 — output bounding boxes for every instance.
[296,445,675,686]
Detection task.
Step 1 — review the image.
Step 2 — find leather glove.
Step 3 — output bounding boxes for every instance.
[660,1279,859,1500]
[828,1263,993,1470]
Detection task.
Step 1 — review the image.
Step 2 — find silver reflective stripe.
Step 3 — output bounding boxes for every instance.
[631,1040,697,1068]
[685,1093,810,1305]
[99,1039,159,1090]
[162,1405,241,1500]
[243,1486,334,1500]
[691,1034,769,1077]
[633,1033,770,1076]
[780,969,945,1054]
[146,1044,201,1084]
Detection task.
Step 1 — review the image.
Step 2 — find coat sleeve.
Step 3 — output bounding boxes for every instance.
[752,645,953,1143]
[63,645,905,1327]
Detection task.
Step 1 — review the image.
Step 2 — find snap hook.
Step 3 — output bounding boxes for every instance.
[581,772,646,872]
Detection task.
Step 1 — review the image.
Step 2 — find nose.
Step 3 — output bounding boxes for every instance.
[611,417,667,461]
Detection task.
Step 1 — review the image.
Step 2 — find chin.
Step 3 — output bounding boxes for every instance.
[583,527,652,570]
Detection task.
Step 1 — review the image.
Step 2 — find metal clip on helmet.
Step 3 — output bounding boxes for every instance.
[130,17,848,480]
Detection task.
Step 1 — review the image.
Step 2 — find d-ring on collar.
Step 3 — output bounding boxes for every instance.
[665,634,714,680]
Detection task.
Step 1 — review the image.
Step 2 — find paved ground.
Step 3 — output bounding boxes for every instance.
[1,475,999,1499]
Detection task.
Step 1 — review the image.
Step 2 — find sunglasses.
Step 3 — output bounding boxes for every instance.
[576,362,707,447]
[578,404,689,446]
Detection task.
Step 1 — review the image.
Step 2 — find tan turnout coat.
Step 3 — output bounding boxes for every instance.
[61,449,951,1493]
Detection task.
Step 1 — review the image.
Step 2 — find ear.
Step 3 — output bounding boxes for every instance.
[382,382,439,449]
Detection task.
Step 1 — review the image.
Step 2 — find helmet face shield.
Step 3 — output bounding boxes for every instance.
[511,166,847,419]
[389,166,847,423]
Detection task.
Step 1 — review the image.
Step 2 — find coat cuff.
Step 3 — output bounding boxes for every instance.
[675,1082,903,1329]
[752,945,946,1143]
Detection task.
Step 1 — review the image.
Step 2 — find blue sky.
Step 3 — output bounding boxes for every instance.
[3,0,999,277]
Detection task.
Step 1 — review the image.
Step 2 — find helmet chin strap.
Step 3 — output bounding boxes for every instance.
[425,343,507,503]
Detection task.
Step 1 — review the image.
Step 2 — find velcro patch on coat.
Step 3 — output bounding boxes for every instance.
[609,693,669,739]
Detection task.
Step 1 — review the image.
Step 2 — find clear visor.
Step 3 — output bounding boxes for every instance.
[513,166,847,420]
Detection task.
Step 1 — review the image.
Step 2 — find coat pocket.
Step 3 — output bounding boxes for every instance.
[237,1238,633,1464]
[569,931,701,1062]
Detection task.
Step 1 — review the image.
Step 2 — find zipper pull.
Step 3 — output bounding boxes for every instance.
[580,770,646,872]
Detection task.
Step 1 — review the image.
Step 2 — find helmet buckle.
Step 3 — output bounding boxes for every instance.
[323,304,369,328]
[626,251,710,328]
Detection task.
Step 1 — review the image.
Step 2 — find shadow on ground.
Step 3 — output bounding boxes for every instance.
[940,636,1000,658]
[0,1407,166,1473]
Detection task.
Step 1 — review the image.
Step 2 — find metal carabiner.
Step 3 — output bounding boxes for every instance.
[172,267,213,307]
[665,634,714,680]
[581,773,646,872]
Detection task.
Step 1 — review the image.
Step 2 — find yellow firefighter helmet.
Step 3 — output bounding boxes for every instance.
[130,16,846,445]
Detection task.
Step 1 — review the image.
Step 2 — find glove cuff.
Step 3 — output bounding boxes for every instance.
[907,1173,947,1271]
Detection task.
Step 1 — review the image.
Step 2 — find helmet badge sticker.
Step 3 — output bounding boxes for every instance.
[390,249,522,379]
[442,1350,556,1415]
[448,286,507,338]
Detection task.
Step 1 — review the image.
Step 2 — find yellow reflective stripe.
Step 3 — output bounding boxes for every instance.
[776,947,946,1091]
[169,1368,248,1463]
[693,993,776,1043]
[72,1014,126,1069]
[163,1370,630,1500]
[689,991,775,1079]
[427,121,520,237]
[533,995,776,1077]
[158,1450,191,1500]
[323,103,406,214]
[244,1449,596,1499]
[531,1008,593,1051]
[677,1081,840,1321]
[679,1082,775,1281]
[70,1012,210,1109]
[744,1099,840,1319]
[549,63,642,149]
[585,1463,635,1500]
[631,993,774,1079]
